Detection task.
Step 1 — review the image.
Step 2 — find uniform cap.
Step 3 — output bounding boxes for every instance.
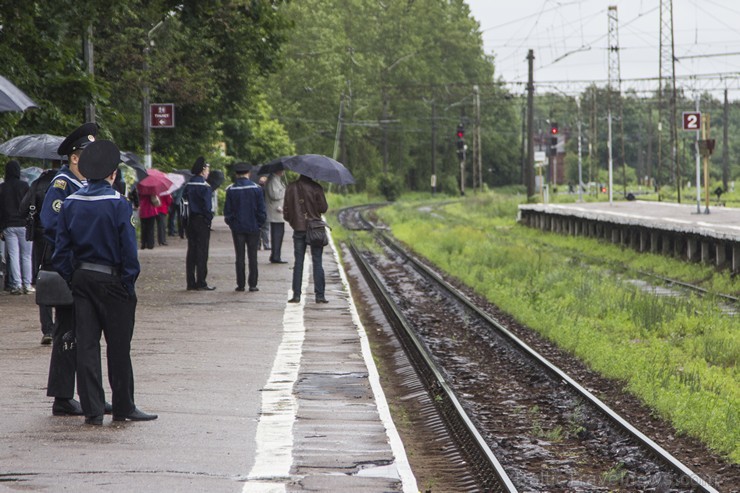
[57,122,98,156]
[233,162,251,174]
[78,140,121,180]
[191,156,209,175]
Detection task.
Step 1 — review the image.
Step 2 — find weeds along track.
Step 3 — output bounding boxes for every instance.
[339,205,722,493]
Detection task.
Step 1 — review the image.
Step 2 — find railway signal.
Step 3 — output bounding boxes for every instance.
[549,122,558,156]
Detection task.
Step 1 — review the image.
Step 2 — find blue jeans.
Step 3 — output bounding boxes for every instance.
[291,231,324,298]
[3,227,32,290]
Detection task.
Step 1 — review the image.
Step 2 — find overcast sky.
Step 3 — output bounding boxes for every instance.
[465,0,740,98]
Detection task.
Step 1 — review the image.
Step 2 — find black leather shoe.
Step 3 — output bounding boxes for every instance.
[186,286,197,291]
[197,285,216,291]
[235,287,245,292]
[249,286,259,292]
[288,296,301,303]
[270,260,288,264]
[85,415,103,426]
[104,402,113,415]
[113,407,158,422]
[315,297,329,304]
[52,398,84,416]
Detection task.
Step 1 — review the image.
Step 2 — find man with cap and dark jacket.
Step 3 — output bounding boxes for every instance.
[224,163,266,292]
[53,139,156,425]
[39,122,99,418]
[184,156,215,291]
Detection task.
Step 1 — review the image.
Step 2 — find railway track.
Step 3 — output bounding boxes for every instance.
[339,204,724,492]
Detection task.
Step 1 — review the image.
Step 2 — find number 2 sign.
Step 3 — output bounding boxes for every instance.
[682,112,701,131]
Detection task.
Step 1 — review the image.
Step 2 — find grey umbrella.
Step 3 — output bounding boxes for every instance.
[284,154,355,185]
[120,151,149,181]
[0,134,63,160]
[0,75,39,112]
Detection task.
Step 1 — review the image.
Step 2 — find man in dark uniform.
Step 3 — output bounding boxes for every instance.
[53,140,156,425]
[224,163,266,292]
[184,156,215,291]
[39,122,100,417]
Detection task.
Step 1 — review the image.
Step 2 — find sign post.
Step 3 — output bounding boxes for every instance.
[150,103,175,128]
[683,110,702,213]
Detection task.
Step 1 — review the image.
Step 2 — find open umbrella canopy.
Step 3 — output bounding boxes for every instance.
[0,134,63,160]
[163,172,186,195]
[206,169,225,190]
[257,156,290,175]
[120,151,148,181]
[136,168,172,195]
[20,166,44,183]
[0,75,38,112]
[284,154,354,185]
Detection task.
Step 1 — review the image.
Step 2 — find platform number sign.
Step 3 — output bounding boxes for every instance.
[682,112,701,131]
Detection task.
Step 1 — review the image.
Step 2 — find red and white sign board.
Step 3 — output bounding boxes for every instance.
[682,111,701,131]
[150,103,175,128]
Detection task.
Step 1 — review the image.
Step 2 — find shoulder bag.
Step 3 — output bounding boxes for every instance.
[35,270,74,306]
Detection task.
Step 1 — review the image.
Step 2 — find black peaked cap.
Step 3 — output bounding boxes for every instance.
[57,122,99,156]
[78,140,121,180]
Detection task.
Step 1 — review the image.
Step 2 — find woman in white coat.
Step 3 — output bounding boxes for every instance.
[265,170,287,263]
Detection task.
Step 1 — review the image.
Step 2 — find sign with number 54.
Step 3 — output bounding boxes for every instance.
[682,111,701,131]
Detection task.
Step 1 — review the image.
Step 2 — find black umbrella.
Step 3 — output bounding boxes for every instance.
[284,154,354,185]
[0,75,38,112]
[119,151,149,181]
[258,156,291,175]
[0,134,63,160]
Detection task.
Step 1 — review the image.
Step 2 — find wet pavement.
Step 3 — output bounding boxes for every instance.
[0,217,414,492]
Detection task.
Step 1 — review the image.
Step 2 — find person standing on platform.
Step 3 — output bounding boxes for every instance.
[283,174,328,304]
[184,156,215,291]
[224,163,266,292]
[156,193,171,246]
[137,191,159,250]
[265,169,287,264]
[53,139,156,425]
[0,160,32,295]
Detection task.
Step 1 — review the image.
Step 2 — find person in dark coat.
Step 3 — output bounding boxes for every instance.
[283,174,329,304]
[39,122,101,418]
[224,163,266,292]
[184,156,214,290]
[53,139,156,425]
[0,160,32,294]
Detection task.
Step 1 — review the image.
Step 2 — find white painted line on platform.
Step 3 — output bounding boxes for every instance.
[330,233,419,493]
[243,265,309,492]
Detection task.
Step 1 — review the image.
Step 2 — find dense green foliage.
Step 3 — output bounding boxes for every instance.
[375,193,739,462]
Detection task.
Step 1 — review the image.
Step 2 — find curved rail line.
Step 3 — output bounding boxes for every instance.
[372,229,720,493]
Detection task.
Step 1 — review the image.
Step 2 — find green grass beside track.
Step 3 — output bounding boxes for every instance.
[361,192,739,463]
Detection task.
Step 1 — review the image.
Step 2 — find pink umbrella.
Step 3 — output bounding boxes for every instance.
[137,168,173,195]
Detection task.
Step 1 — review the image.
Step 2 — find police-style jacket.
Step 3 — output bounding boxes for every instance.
[40,165,85,246]
[224,177,266,234]
[52,181,140,294]
[184,175,213,222]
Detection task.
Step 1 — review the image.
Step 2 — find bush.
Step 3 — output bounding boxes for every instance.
[379,174,402,201]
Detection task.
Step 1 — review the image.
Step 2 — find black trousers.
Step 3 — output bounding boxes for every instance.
[269,222,285,262]
[140,216,156,249]
[73,269,137,417]
[232,231,260,289]
[156,213,167,245]
[46,304,76,399]
[186,215,211,289]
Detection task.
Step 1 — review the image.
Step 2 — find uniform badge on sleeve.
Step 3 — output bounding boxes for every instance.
[52,199,63,213]
[53,179,67,190]
[131,213,136,227]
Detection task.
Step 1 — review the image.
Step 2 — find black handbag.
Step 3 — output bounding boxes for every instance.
[306,219,329,248]
[35,270,74,306]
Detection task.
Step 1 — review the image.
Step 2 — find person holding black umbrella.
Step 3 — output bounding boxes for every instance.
[184,156,215,291]
[283,174,328,304]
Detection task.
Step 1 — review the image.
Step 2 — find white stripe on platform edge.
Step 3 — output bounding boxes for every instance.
[329,227,419,493]
[243,264,309,492]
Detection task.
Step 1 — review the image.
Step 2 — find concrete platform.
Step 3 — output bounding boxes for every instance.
[0,217,416,492]
[518,200,740,272]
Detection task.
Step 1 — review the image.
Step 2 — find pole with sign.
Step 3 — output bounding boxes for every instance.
[683,109,702,213]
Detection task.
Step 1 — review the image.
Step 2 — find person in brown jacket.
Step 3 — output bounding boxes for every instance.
[283,174,328,303]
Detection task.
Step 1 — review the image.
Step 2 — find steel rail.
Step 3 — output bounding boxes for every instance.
[349,241,518,493]
[377,231,720,493]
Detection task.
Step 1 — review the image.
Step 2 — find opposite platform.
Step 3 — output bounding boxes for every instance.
[0,217,416,492]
